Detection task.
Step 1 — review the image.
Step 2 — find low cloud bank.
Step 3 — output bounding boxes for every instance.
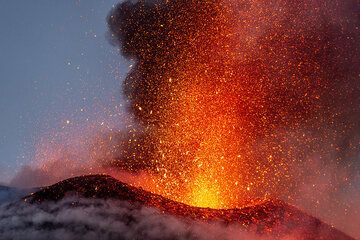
[0,197,264,240]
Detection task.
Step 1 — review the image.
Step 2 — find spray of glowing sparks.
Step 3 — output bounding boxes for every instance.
[21,0,359,214]
[105,0,359,209]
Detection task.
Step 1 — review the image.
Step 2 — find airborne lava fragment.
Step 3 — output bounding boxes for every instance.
[107,0,360,209]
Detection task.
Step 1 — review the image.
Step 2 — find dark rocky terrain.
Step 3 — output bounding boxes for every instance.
[20,174,354,240]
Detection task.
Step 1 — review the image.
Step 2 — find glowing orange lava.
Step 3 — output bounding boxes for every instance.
[108,1,287,209]
[131,2,273,209]
[33,0,355,212]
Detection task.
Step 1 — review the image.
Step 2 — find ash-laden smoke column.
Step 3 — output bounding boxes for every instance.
[108,0,359,208]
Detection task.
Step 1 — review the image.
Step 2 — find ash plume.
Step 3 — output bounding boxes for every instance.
[107,0,359,175]
[106,0,360,237]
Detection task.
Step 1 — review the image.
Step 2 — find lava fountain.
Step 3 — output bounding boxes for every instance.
[107,0,359,210]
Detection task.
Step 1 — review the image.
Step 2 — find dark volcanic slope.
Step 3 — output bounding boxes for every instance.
[24,174,354,240]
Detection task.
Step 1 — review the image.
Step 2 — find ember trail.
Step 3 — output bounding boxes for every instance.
[107,0,359,209]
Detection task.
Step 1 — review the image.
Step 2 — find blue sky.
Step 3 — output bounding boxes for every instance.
[0,1,129,183]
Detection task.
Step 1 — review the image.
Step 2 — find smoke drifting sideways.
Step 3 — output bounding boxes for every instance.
[10,121,156,189]
[9,0,360,238]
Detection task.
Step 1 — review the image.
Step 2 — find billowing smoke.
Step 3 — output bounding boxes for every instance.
[105,0,359,237]
[106,0,359,189]
[107,0,359,170]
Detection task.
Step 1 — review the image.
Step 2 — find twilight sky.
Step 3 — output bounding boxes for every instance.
[0,0,129,183]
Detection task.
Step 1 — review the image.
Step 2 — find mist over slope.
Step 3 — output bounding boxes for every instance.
[0,175,355,240]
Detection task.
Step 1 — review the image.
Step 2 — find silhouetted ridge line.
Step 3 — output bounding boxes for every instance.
[23,174,355,240]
